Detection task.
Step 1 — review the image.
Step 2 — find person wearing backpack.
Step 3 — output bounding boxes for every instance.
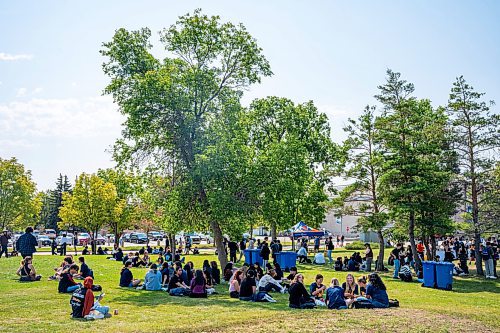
[481,243,496,279]
[70,277,110,319]
[260,241,270,268]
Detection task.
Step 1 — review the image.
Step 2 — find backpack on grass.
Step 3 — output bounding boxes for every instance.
[351,300,374,309]
[388,299,400,307]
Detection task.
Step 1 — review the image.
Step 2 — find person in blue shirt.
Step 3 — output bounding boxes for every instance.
[144,264,162,291]
[347,256,360,271]
[365,273,389,308]
[325,278,347,309]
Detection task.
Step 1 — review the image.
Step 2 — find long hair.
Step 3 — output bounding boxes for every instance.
[232,270,243,283]
[204,270,212,285]
[203,260,210,269]
[194,269,205,286]
[292,273,304,284]
[345,273,357,291]
[329,278,340,288]
[368,273,386,291]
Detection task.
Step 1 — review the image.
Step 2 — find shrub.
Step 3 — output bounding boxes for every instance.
[345,241,380,250]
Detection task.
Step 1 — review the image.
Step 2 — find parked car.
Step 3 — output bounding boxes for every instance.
[105,234,115,243]
[56,235,75,246]
[148,231,163,241]
[130,232,148,244]
[77,233,92,245]
[184,233,201,245]
[45,229,57,239]
[198,232,214,244]
[95,234,106,245]
[37,235,52,246]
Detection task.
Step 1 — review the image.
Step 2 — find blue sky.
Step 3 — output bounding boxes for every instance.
[1,1,499,190]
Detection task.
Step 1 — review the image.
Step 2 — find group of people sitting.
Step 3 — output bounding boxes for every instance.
[224,261,390,309]
[119,258,221,298]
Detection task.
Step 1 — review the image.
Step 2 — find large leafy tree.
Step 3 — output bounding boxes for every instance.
[338,105,388,271]
[59,173,122,254]
[248,97,333,239]
[376,70,455,271]
[447,76,499,275]
[101,10,272,267]
[0,157,40,230]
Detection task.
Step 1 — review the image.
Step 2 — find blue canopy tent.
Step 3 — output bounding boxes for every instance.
[290,221,326,238]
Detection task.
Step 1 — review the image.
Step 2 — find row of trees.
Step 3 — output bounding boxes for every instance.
[1,10,497,272]
[336,70,499,274]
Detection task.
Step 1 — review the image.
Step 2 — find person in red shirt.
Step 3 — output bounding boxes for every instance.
[417,241,425,260]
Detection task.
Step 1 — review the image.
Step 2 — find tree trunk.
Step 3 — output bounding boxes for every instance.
[210,219,228,269]
[430,235,437,262]
[474,228,483,276]
[408,211,422,271]
[271,222,277,240]
[423,235,432,261]
[92,229,98,255]
[376,229,385,271]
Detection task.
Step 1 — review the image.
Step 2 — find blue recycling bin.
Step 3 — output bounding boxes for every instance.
[275,252,297,270]
[435,262,454,290]
[422,261,437,288]
[244,249,263,266]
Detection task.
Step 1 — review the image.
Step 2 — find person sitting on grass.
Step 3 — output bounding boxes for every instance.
[59,264,82,293]
[82,246,90,255]
[288,274,315,309]
[223,262,235,282]
[347,256,360,271]
[78,257,93,279]
[399,262,413,282]
[229,270,244,298]
[142,251,151,267]
[144,264,162,291]
[325,278,347,310]
[168,266,190,296]
[204,270,216,295]
[97,247,105,255]
[16,256,41,281]
[357,276,367,296]
[309,274,326,306]
[211,261,221,285]
[160,262,170,287]
[286,266,298,281]
[119,261,141,288]
[342,273,359,306]
[113,248,124,262]
[258,269,286,293]
[313,251,326,265]
[273,262,284,280]
[238,270,276,302]
[365,273,389,308]
[297,245,308,264]
[70,276,110,319]
[157,254,164,266]
[253,262,264,280]
[189,269,208,298]
[334,257,343,271]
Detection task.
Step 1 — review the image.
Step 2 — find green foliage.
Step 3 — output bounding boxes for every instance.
[0,157,40,230]
[345,241,380,250]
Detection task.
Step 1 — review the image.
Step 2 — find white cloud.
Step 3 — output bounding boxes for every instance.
[33,87,43,94]
[0,139,37,149]
[16,88,27,97]
[0,96,124,139]
[0,52,33,61]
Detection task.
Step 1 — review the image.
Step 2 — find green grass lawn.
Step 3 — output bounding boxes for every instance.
[0,250,498,333]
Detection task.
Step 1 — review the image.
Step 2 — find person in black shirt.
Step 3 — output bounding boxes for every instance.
[228,240,238,263]
[391,243,403,278]
[288,274,315,308]
[334,257,343,271]
[270,240,280,262]
[58,264,81,293]
[78,257,93,279]
[260,241,271,268]
[168,266,190,296]
[238,239,247,262]
[114,248,124,262]
[326,237,335,264]
[273,262,284,280]
[210,261,220,285]
[286,266,297,281]
[120,261,141,287]
[239,270,275,302]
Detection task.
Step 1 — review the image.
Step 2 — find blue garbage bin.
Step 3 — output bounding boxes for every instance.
[275,252,297,270]
[244,249,263,266]
[422,261,436,288]
[435,262,454,290]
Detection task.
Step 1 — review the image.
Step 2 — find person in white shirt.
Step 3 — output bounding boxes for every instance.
[257,269,285,293]
[314,252,326,265]
[297,246,308,263]
[60,233,70,256]
[248,239,255,250]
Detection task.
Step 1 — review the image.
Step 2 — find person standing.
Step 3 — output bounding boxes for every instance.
[51,238,57,255]
[482,243,496,279]
[326,237,335,264]
[391,243,403,279]
[365,243,374,272]
[60,233,70,256]
[340,235,345,247]
[16,227,38,258]
[238,238,246,262]
[0,230,10,258]
[260,241,270,268]
[314,237,320,253]
[228,239,238,263]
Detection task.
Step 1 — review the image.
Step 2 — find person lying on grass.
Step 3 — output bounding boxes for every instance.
[325,278,347,310]
[238,270,276,302]
[70,276,111,319]
[119,260,141,288]
[59,264,82,293]
[168,266,190,296]
[16,256,41,281]
[288,274,316,309]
